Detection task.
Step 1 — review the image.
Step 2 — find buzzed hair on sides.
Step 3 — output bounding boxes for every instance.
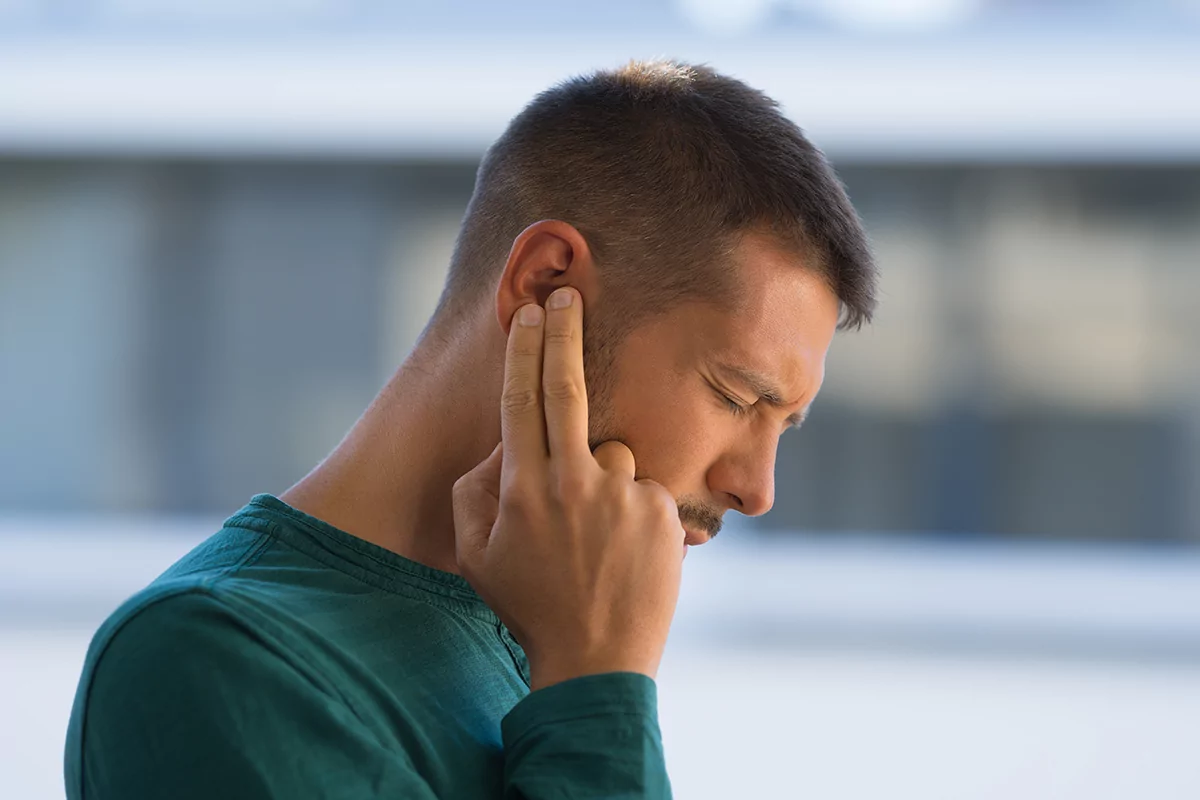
[434,59,877,334]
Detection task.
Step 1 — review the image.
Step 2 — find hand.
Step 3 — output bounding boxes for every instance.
[452,287,686,691]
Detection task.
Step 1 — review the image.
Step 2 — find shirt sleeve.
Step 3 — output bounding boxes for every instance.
[501,673,673,799]
[65,590,441,800]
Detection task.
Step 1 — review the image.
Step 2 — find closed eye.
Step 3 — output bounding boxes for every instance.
[713,386,752,418]
[710,380,805,432]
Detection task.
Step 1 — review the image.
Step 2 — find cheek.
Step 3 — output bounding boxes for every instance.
[602,327,728,482]
[614,380,725,484]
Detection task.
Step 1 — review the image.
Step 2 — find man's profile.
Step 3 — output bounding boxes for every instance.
[65,59,876,799]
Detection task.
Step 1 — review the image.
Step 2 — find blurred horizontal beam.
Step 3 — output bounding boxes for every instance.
[5,516,1200,665]
[675,534,1200,663]
[1,35,1198,161]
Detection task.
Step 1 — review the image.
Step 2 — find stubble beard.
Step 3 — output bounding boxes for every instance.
[582,321,723,540]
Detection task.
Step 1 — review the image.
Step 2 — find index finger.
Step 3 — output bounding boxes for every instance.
[500,303,549,471]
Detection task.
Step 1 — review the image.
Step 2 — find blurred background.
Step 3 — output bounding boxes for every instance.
[2,1,1200,798]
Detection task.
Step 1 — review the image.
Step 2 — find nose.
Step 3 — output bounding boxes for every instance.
[710,434,777,518]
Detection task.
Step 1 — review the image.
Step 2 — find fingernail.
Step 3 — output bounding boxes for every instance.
[518,304,543,327]
[548,288,573,310]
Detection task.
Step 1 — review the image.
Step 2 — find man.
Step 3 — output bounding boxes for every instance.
[66,60,876,798]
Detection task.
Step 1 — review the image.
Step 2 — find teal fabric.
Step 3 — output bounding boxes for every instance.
[65,494,671,799]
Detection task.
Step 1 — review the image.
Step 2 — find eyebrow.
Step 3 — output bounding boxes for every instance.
[713,361,810,429]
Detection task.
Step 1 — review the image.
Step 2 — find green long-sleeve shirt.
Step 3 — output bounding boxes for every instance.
[65,494,672,799]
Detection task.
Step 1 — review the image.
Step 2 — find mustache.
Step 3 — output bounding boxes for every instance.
[677,497,723,539]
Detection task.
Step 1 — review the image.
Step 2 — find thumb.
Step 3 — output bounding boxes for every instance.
[452,442,503,572]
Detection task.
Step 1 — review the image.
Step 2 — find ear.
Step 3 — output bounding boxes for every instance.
[495,220,599,334]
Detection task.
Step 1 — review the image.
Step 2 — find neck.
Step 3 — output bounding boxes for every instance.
[280,314,503,575]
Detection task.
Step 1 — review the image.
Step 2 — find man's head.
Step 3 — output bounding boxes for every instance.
[432,60,876,540]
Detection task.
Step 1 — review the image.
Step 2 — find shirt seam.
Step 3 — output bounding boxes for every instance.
[496,621,531,689]
[224,512,499,623]
[229,503,496,623]
[250,498,480,597]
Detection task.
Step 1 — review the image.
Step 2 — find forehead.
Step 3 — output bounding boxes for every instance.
[726,233,839,332]
[688,234,841,390]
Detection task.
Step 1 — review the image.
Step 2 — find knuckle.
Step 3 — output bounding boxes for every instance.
[543,326,574,345]
[660,495,680,519]
[613,485,640,515]
[638,480,677,513]
[552,469,588,500]
[501,387,540,414]
[542,377,582,404]
[601,465,631,491]
[633,476,657,493]
[510,343,542,359]
[497,491,524,518]
[599,439,634,460]
[499,480,535,513]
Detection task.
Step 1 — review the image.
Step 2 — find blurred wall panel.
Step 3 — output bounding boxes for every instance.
[0,163,155,510]
[137,164,393,511]
[1,160,1197,540]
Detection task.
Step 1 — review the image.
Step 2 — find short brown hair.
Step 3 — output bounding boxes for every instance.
[436,59,876,331]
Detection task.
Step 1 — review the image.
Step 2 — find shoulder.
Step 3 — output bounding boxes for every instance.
[88,581,252,667]
[75,573,321,716]
[79,518,290,675]
[64,587,228,794]
[66,585,327,798]
[71,584,269,737]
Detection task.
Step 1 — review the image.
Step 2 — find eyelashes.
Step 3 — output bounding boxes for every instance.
[715,388,752,418]
[711,383,801,434]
